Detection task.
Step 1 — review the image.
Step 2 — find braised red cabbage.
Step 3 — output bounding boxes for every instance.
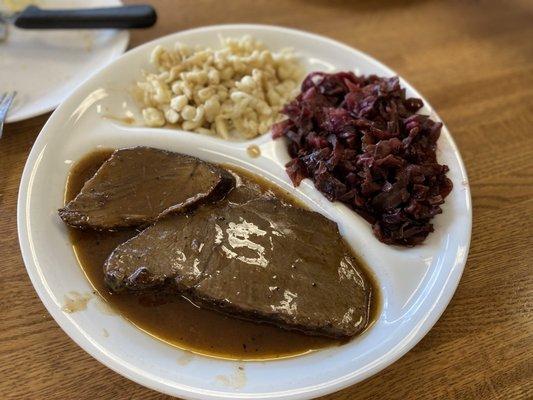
[272,72,452,246]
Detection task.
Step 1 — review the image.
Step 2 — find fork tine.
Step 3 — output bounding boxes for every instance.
[0,91,12,105]
[0,91,16,108]
[0,91,17,139]
[0,91,16,109]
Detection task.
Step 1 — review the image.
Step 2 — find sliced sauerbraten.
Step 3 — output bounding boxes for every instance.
[60,147,375,342]
[104,188,372,338]
[59,147,235,230]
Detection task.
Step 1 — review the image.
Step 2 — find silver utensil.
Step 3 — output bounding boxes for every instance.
[0,4,156,42]
[0,92,16,138]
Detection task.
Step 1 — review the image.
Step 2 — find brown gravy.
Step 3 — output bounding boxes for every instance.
[66,149,378,360]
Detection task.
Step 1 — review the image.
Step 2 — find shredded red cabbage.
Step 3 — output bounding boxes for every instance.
[273,72,453,246]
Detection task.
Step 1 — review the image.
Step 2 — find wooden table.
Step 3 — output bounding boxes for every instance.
[1,0,532,398]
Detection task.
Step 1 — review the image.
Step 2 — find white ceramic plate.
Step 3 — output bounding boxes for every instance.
[17,24,472,399]
[0,0,129,123]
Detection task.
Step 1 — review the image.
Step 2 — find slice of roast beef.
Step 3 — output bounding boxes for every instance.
[59,147,235,230]
[104,193,372,338]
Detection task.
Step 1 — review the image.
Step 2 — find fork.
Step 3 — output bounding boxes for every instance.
[0,91,16,138]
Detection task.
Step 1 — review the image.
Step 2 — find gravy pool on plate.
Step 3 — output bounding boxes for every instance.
[63,149,378,359]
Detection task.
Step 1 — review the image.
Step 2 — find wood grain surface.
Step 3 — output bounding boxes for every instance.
[1,0,532,399]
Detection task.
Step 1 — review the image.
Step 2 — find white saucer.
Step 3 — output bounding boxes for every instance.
[0,0,129,123]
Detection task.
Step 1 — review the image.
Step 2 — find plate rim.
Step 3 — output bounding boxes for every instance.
[17,23,472,400]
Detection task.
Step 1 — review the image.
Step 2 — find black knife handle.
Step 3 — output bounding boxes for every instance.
[14,5,157,29]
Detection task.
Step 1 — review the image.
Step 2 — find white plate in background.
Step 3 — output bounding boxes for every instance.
[0,0,129,123]
[17,24,471,399]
